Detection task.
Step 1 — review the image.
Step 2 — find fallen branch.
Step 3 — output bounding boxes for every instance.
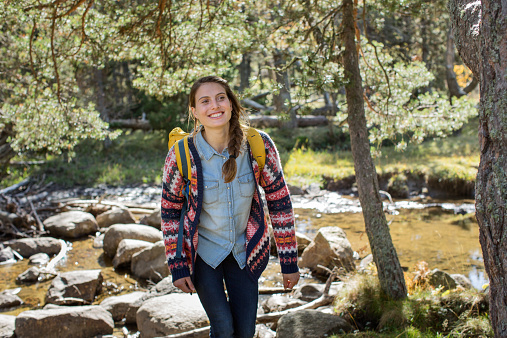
[0,178,31,195]
[29,199,44,232]
[163,326,210,338]
[259,287,293,295]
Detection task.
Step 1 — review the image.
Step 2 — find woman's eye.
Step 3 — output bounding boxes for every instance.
[201,99,209,104]
[218,96,226,101]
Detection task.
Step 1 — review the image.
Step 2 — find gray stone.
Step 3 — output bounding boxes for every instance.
[28,253,50,265]
[131,241,169,282]
[358,254,374,273]
[261,295,307,313]
[14,305,114,338]
[255,324,276,338]
[296,232,311,255]
[136,294,208,338]
[0,314,15,338]
[139,208,161,229]
[100,291,146,324]
[46,269,103,305]
[0,291,23,309]
[428,269,458,291]
[112,239,153,268]
[43,211,98,238]
[103,223,162,258]
[293,284,325,302]
[4,237,61,257]
[96,207,136,228]
[300,226,355,276]
[276,310,352,338]
[287,185,306,196]
[0,247,15,263]
[451,274,473,289]
[16,267,41,284]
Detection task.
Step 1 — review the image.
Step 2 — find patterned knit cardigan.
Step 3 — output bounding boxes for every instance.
[161,131,299,282]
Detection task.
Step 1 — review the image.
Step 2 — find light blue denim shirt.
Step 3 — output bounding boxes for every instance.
[195,130,255,269]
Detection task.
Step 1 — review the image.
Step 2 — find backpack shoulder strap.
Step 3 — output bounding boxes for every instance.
[174,136,191,181]
[246,127,266,172]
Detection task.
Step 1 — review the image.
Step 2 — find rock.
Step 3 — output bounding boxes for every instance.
[139,208,161,229]
[96,207,136,228]
[16,267,41,284]
[136,294,208,338]
[93,233,105,249]
[255,324,276,338]
[103,224,162,258]
[100,291,146,324]
[46,270,103,305]
[0,314,15,338]
[428,269,457,291]
[451,274,473,289]
[43,211,98,238]
[287,185,306,196]
[0,291,23,309]
[276,310,352,338]
[292,284,325,302]
[261,295,307,313]
[300,226,355,276]
[131,241,169,282]
[4,237,61,258]
[28,253,50,265]
[14,305,114,338]
[112,239,153,268]
[358,254,374,273]
[0,247,15,263]
[295,232,311,255]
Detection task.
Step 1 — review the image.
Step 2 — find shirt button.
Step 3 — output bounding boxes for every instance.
[229,202,231,204]
[227,187,230,190]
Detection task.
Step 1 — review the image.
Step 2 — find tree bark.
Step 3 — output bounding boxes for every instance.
[449,0,507,336]
[239,53,251,93]
[272,49,296,128]
[0,123,16,178]
[341,0,407,300]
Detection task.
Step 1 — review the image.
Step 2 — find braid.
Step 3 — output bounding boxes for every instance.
[222,110,244,183]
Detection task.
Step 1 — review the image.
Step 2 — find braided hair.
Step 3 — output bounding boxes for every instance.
[188,76,248,183]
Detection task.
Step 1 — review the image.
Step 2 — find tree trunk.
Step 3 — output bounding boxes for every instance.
[341,0,407,300]
[0,123,16,179]
[449,0,507,336]
[239,53,251,93]
[446,28,478,99]
[272,49,296,128]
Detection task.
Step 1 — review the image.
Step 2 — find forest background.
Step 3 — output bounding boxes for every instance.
[2,0,505,337]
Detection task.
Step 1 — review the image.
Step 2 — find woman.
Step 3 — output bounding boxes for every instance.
[161,76,299,338]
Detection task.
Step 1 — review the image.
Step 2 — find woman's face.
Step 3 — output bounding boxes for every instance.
[191,82,232,131]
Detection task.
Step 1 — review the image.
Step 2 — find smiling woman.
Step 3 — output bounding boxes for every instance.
[161,75,300,337]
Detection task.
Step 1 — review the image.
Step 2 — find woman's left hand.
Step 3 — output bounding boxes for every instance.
[282,271,300,290]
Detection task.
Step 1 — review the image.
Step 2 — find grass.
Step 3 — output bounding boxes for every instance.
[328,272,492,337]
[1,118,480,191]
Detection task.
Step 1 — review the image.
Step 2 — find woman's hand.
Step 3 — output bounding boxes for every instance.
[173,277,196,294]
[282,271,300,290]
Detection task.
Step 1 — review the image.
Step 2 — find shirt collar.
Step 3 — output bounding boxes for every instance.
[195,128,225,161]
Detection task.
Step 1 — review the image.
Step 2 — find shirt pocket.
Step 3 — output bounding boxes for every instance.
[203,179,219,205]
[238,172,255,198]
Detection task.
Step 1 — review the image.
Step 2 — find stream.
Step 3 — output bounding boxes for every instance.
[0,185,487,319]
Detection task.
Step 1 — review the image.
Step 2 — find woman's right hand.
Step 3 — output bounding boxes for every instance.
[173,277,196,294]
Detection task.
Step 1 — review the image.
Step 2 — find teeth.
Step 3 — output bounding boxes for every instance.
[209,112,223,118]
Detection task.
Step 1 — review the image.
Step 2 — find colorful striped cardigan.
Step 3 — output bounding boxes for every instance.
[161,130,299,282]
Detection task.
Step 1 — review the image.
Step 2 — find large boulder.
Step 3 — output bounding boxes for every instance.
[15,305,114,338]
[4,237,61,257]
[0,291,23,309]
[136,294,208,338]
[112,239,153,268]
[139,208,162,229]
[100,291,146,324]
[43,211,98,238]
[276,310,352,338]
[300,226,355,275]
[46,270,103,305]
[103,224,162,258]
[96,207,136,228]
[0,314,15,338]
[131,241,169,282]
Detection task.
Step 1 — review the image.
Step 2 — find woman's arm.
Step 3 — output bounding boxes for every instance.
[259,132,299,275]
[161,147,191,282]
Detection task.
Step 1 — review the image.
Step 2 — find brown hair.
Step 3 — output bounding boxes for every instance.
[188,76,248,183]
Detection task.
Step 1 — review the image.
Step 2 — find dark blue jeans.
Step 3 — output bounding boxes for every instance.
[194,253,258,338]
